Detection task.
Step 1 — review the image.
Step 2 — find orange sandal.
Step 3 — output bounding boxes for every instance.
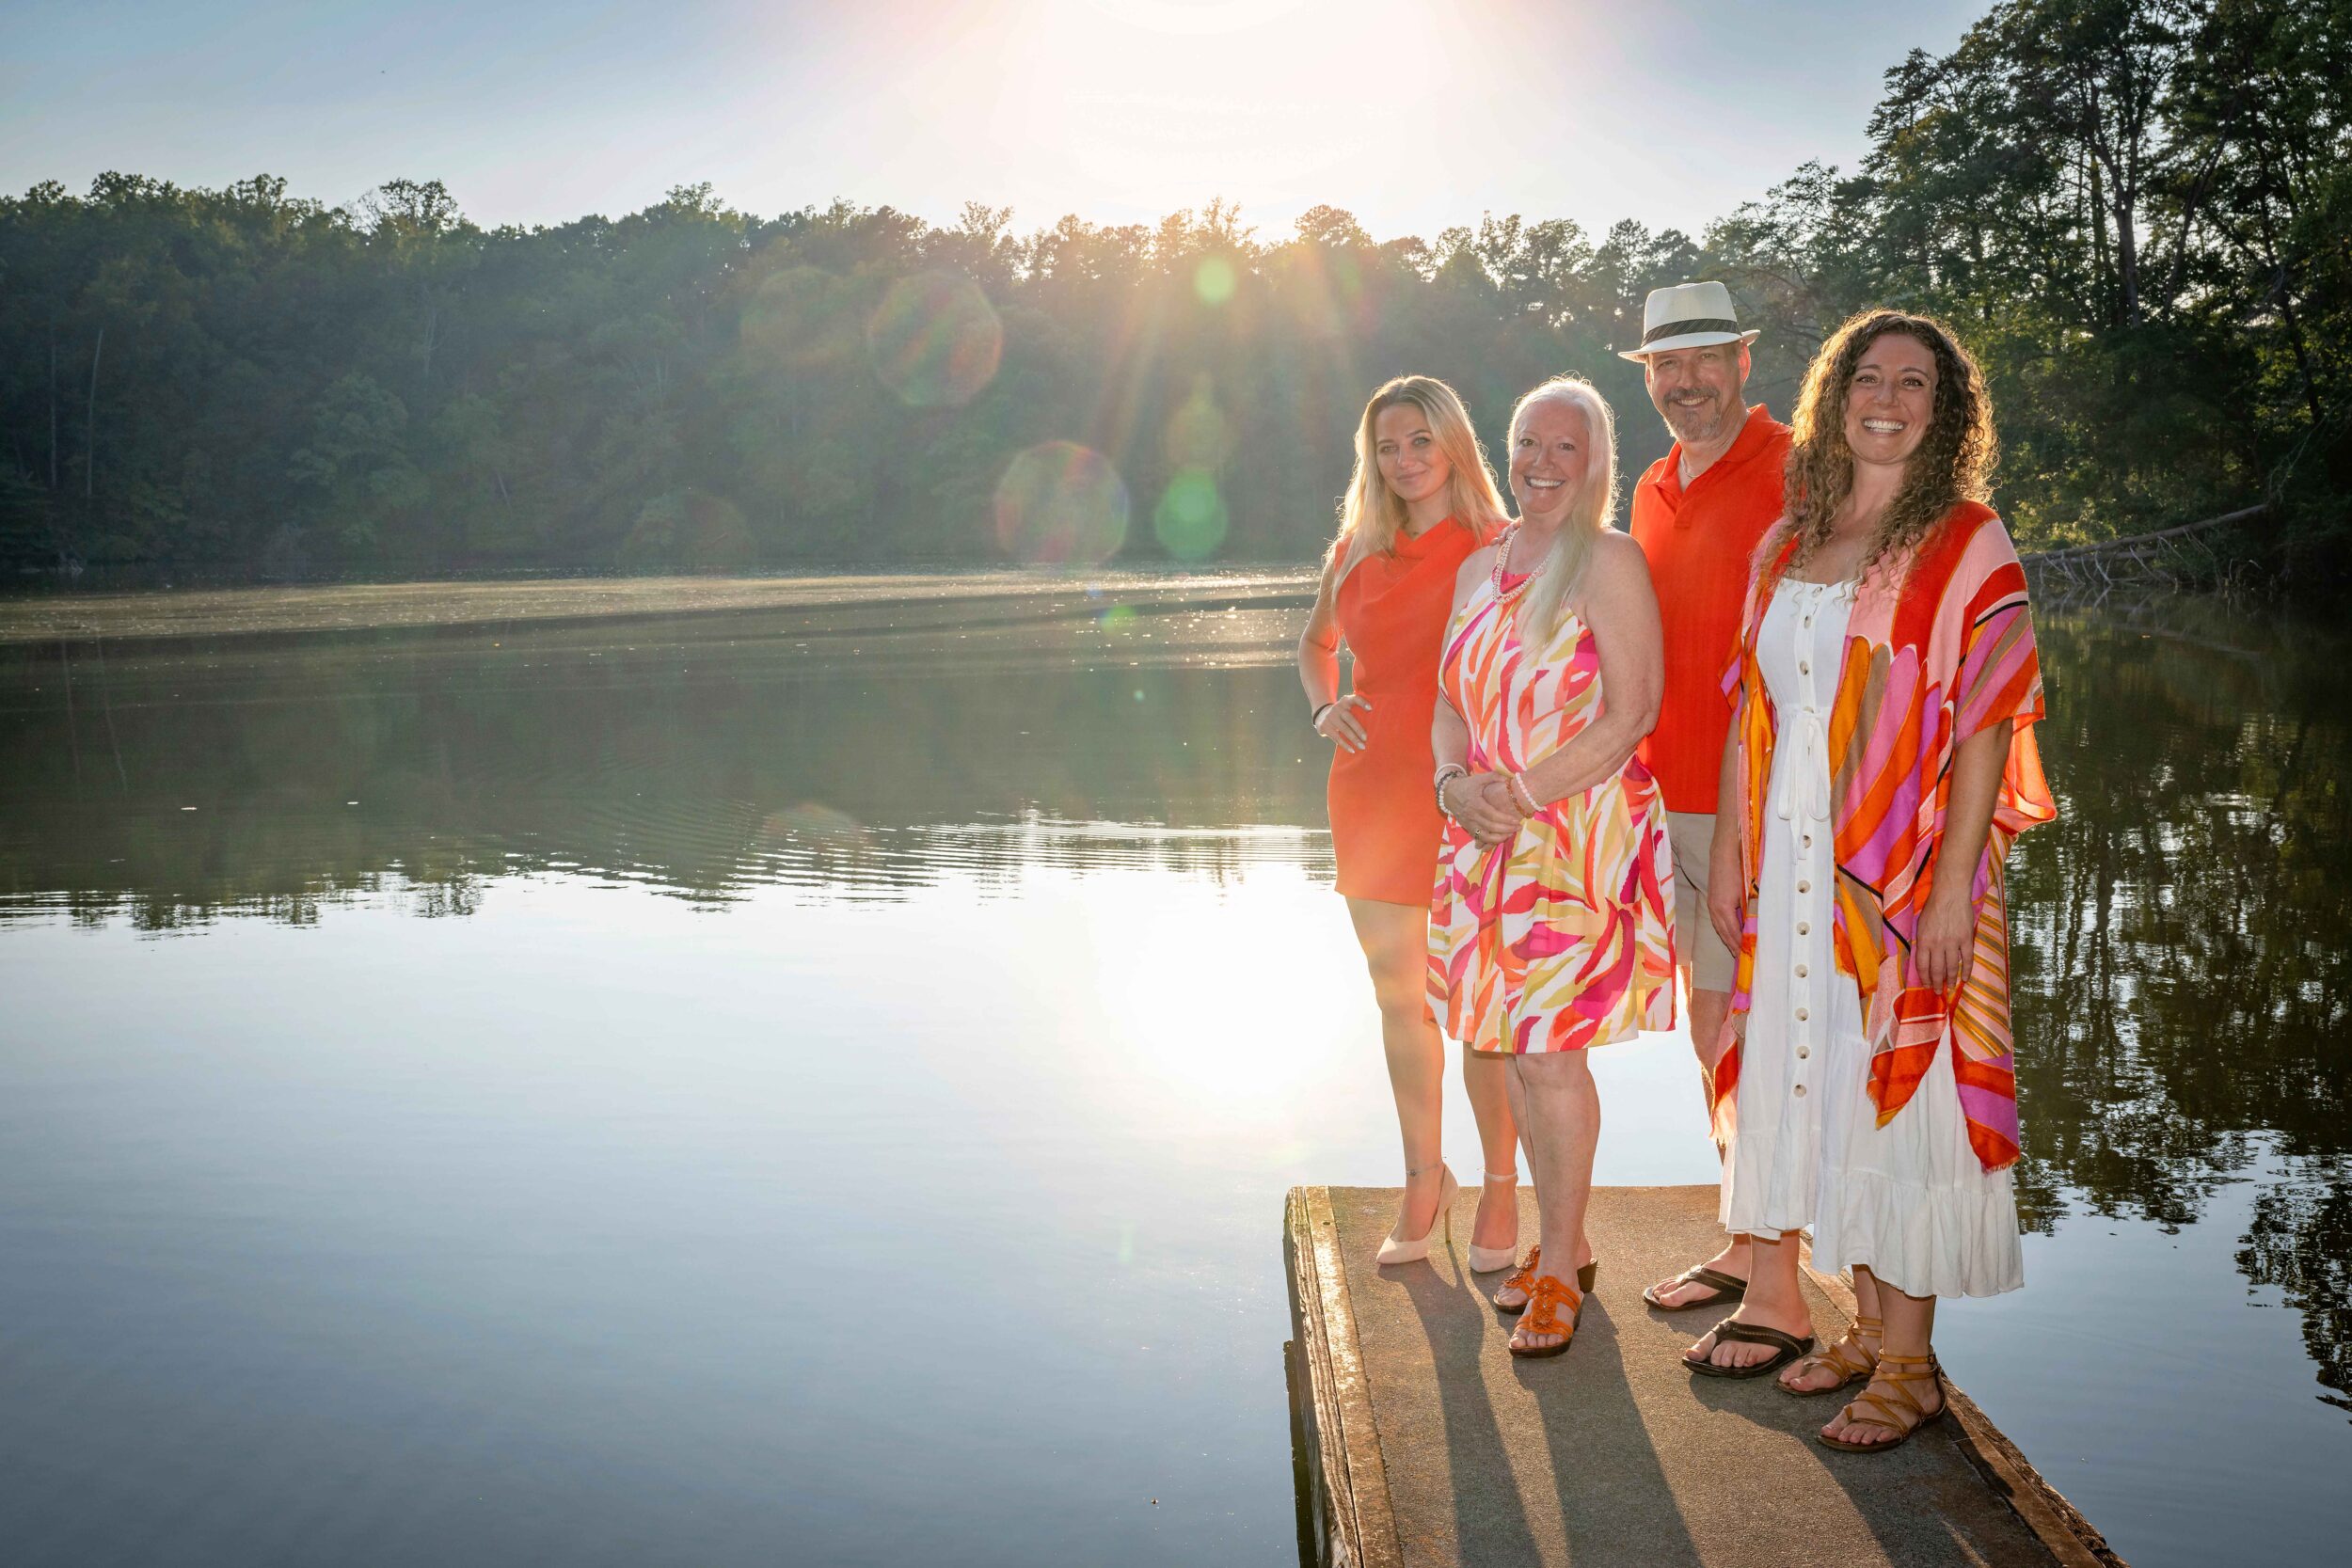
[1506,1275,1583,1358]
[1491,1246,1599,1315]
[1779,1314,1882,1398]
[1819,1352,1947,1451]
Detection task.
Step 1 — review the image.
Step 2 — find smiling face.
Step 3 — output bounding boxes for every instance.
[1372,401,1453,513]
[1509,397,1592,525]
[1643,341,1748,447]
[1842,331,1938,470]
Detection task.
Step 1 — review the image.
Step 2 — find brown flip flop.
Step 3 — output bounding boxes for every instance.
[1684,1316,1816,1380]
[1643,1264,1748,1312]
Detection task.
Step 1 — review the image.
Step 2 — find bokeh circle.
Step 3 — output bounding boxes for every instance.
[866,271,1004,408]
[994,443,1131,565]
[1152,470,1228,561]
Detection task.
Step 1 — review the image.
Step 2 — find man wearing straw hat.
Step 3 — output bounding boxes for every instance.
[1619,281,1793,1315]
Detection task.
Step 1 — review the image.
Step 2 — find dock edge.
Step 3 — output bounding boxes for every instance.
[1284,1185,1404,1568]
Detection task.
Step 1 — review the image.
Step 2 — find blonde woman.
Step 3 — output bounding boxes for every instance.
[1299,375,1519,1269]
[1429,377,1677,1355]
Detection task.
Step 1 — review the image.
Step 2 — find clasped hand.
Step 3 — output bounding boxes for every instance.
[1445,772,1525,844]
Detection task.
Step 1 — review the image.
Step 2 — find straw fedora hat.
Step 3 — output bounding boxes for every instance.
[1617,280,1761,361]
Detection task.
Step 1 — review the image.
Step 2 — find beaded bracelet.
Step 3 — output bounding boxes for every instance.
[1508,771,1541,816]
[1433,763,1468,816]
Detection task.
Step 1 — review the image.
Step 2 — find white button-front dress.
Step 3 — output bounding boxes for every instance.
[1718,575,2024,1299]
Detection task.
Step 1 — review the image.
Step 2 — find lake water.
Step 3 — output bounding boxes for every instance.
[1,575,2345,1567]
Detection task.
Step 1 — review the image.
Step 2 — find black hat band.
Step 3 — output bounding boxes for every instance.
[1642,316,1740,344]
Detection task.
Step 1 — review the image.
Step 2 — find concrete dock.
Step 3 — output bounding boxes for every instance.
[1285,1184,2122,1568]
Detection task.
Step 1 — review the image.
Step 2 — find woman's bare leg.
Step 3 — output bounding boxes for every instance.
[1504,1051,1600,1350]
[1347,897,1448,1241]
[1462,1041,1519,1253]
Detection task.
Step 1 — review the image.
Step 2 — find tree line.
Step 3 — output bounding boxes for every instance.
[1,0,2344,584]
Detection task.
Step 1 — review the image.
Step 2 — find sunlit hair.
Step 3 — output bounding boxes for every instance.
[1770,308,1997,587]
[1330,375,1510,579]
[1507,376,1619,636]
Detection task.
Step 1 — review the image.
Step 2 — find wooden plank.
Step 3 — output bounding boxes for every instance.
[1285,1185,1404,1568]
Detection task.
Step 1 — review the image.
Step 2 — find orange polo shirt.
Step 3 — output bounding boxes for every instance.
[1630,404,1792,814]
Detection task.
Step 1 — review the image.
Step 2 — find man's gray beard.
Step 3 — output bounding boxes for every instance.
[1665,402,1726,446]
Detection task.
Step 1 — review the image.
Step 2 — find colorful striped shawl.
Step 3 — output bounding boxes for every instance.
[1710,502,2055,1171]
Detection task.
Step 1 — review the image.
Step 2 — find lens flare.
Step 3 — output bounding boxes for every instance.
[1164,375,1229,470]
[993,442,1130,565]
[1152,470,1228,560]
[741,265,862,369]
[866,271,1003,408]
[1193,255,1237,306]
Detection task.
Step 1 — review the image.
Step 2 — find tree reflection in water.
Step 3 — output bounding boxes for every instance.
[2,582,2346,1413]
[2011,598,2351,1414]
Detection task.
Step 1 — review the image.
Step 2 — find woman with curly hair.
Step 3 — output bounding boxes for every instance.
[1677,311,2056,1454]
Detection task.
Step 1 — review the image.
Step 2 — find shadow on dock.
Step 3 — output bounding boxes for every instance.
[1284,1183,2122,1568]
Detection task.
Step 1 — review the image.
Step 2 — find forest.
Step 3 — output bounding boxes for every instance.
[0,0,2344,583]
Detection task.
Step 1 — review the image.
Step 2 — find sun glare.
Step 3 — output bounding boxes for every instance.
[939,0,1486,216]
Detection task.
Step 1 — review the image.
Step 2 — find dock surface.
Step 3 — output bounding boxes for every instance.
[1285,1184,2119,1568]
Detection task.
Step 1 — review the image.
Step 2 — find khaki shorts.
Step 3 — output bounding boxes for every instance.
[1667,811,1736,995]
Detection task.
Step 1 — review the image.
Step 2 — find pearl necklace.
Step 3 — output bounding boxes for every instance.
[1489,526,1534,605]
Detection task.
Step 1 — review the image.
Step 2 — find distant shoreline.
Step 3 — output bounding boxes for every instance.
[0,567,1320,645]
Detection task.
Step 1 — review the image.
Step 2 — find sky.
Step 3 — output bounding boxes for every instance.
[2,0,1989,245]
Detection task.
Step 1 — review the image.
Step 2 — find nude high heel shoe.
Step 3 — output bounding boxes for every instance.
[1375,1164,1456,1266]
[1466,1169,1521,1273]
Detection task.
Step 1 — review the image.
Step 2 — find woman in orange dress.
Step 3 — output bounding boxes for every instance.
[1299,375,1519,1269]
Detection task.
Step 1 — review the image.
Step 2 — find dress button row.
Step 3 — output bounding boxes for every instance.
[1797,880,1811,895]
[1800,660,1811,675]
[1792,1084,1807,1099]
[1794,964,1808,978]
[1796,1046,1810,1060]
[1795,1006,1809,1022]
[1797,922,1810,936]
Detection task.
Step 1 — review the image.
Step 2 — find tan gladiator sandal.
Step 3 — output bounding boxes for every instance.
[1818,1352,1947,1452]
[1779,1313,1882,1398]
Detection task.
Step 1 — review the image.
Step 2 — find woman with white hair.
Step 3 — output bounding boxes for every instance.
[1428,376,1677,1356]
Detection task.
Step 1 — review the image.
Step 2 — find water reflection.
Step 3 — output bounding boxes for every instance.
[0,578,1326,924]
[0,576,2347,1563]
[2010,598,2352,1415]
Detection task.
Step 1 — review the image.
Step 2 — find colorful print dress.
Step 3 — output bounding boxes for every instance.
[1427,546,1678,1053]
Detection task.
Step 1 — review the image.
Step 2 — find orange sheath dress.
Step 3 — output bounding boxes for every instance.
[1327,518,1483,905]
